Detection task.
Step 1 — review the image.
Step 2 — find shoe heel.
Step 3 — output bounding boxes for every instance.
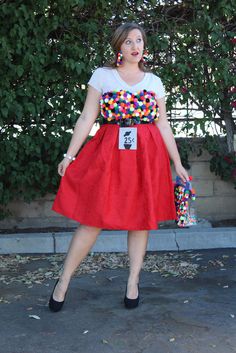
[49,279,67,312]
[124,283,139,309]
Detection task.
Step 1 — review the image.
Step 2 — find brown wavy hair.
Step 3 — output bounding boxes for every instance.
[104,22,152,73]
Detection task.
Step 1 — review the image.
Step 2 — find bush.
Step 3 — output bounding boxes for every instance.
[1,0,235,219]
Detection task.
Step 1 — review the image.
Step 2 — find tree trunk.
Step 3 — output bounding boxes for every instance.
[221,89,235,153]
[222,112,235,153]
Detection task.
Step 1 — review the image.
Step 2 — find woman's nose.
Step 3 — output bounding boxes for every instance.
[131,42,138,50]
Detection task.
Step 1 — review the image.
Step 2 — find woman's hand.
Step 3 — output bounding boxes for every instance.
[174,161,189,183]
[58,158,71,177]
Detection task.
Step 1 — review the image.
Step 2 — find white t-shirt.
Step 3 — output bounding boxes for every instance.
[87,67,165,98]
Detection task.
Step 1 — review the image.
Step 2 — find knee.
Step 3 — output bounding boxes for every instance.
[79,223,102,234]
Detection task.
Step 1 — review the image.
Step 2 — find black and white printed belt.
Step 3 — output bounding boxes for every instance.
[100,119,154,127]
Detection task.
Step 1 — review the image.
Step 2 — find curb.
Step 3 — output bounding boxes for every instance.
[0,227,236,254]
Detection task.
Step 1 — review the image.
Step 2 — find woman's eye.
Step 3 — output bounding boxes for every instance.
[125,38,142,45]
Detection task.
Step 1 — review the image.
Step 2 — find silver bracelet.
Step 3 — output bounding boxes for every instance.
[63,153,76,161]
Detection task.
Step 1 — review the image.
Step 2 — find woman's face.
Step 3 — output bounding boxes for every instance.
[120,29,144,64]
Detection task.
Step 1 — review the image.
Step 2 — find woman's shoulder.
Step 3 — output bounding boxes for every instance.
[89,66,114,81]
[147,72,165,98]
[88,66,115,92]
[92,66,114,73]
[148,71,163,82]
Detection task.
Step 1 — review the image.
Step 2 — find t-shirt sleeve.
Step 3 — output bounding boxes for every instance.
[87,68,103,93]
[153,75,166,98]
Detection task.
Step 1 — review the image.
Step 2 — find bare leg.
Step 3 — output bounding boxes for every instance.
[126,230,149,298]
[52,224,101,301]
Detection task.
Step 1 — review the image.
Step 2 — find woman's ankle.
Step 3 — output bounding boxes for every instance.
[58,275,71,287]
[127,275,139,286]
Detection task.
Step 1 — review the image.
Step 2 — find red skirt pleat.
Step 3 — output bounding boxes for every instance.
[52,123,176,230]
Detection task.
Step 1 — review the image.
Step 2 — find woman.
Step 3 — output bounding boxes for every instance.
[49,22,189,312]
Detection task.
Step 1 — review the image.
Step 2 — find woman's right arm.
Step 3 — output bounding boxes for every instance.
[58,85,101,176]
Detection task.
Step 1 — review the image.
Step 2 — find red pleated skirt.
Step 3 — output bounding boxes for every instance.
[52,123,176,230]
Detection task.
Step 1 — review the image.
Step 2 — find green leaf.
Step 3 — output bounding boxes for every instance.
[16,66,24,77]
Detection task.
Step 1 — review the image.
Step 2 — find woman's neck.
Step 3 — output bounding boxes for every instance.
[117,62,140,73]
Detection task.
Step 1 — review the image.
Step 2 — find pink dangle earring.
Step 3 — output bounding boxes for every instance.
[141,49,149,64]
[116,51,123,66]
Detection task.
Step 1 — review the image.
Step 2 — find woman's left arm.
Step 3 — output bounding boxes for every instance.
[155,97,189,183]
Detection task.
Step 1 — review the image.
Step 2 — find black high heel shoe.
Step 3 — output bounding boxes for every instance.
[124,283,139,309]
[49,279,68,312]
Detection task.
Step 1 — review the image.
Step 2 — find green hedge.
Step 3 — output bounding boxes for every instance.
[0,0,235,219]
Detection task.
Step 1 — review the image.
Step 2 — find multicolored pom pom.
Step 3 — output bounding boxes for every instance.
[116,52,123,66]
[99,89,159,124]
[174,176,197,228]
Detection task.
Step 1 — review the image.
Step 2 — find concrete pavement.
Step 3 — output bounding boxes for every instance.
[0,248,236,353]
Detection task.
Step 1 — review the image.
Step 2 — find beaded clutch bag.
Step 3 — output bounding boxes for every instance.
[174,176,197,228]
